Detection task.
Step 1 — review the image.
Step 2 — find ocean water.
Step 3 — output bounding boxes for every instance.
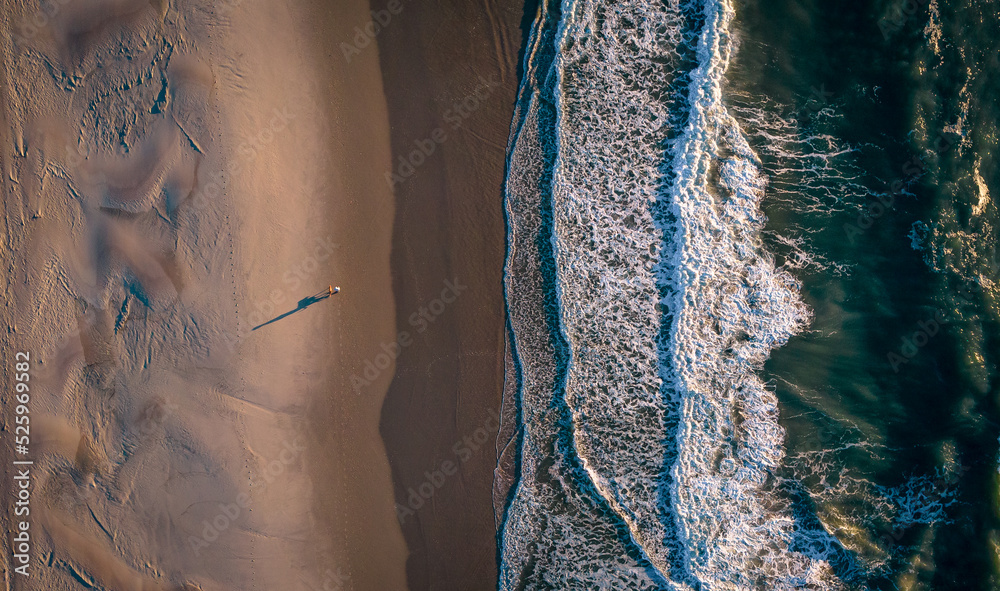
[498,0,1000,589]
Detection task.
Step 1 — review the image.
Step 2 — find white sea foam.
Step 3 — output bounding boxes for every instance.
[658,2,842,587]
[502,0,861,588]
[547,0,689,582]
[498,1,675,586]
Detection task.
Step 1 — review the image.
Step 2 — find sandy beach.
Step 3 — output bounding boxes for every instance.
[0,0,409,589]
[371,0,525,589]
[5,0,995,589]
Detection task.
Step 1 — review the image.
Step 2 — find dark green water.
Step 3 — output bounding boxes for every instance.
[731,0,1000,587]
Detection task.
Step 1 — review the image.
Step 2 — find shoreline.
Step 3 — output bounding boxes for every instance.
[371,0,524,588]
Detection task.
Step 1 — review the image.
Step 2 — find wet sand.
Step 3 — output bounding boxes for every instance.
[371,0,525,588]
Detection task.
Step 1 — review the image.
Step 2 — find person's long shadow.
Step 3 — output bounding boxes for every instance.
[253,294,329,331]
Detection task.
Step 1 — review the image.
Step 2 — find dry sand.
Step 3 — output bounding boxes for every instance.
[0,0,410,589]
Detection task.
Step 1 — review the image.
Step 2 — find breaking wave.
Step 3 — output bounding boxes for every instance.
[498,0,868,589]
